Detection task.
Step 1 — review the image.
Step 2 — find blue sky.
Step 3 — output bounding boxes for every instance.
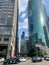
[18,0,49,41]
[45,0,49,15]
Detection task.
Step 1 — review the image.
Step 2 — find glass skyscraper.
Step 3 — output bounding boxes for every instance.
[28,0,49,51]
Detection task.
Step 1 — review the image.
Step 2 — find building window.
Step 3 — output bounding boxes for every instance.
[0,32,3,35]
[9,5,13,7]
[0,4,2,6]
[9,8,13,11]
[4,32,10,35]
[0,0,2,3]
[0,22,4,25]
[0,27,12,30]
[8,15,12,17]
[3,7,8,9]
[3,9,7,11]
[0,27,4,30]
[5,0,8,2]
[0,7,1,9]
[4,38,9,41]
[1,17,5,21]
[6,27,12,30]
[7,17,12,22]
[12,0,13,2]
[2,10,7,13]
[8,12,13,14]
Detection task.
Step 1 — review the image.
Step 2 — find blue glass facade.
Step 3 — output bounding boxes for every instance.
[28,0,49,50]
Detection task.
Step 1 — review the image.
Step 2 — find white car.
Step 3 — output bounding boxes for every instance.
[1,58,5,62]
[45,57,49,61]
[19,57,27,62]
[0,58,5,62]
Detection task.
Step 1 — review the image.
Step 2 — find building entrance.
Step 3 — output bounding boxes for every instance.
[0,45,8,58]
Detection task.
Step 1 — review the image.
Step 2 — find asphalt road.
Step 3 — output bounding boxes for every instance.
[0,62,3,65]
[0,59,49,65]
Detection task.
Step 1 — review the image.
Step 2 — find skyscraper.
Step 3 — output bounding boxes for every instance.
[0,0,18,58]
[20,32,29,56]
[28,0,49,52]
[46,17,49,33]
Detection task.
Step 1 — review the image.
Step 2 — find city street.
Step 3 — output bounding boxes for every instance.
[0,59,49,65]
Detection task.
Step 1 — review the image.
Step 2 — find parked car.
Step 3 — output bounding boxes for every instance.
[0,58,2,62]
[0,57,5,62]
[4,59,9,64]
[44,56,47,60]
[44,56,49,61]
[46,57,49,61]
[1,57,5,62]
[19,57,27,62]
[15,58,20,63]
[32,57,42,62]
[8,58,20,64]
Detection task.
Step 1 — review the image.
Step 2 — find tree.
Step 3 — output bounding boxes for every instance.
[38,50,44,57]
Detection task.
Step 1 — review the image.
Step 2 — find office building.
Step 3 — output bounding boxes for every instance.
[0,0,18,58]
[20,32,29,56]
[20,31,25,53]
[28,0,49,52]
[21,31,25,39]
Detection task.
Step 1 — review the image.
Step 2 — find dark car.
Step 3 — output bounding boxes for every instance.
[8,58,20,64]
[44,56,47,60]
[4,59,9,65]
[32,57,42,62]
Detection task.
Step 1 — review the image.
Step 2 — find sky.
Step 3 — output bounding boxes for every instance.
[45,0,49,15]
[18,0,49,41]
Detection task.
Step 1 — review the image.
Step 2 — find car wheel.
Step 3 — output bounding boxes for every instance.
[17,62,19,64]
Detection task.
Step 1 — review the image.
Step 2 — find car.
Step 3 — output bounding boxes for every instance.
[0,57,5,62]
[0,58,2,62]
[15,58,20,63]
[1,57,5,62]
[8,58,20,64]
[44,56,47,60]
[44,56,49,61]
[32,57,42,62]
[19,57,27,62]
[46,57,49,61]
[4,59,9,65]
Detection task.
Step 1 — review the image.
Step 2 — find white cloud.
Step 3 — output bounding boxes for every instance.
[18,18,28,30]
[19,7,26,15]
[21,13,26,18]
[42,0,45,5]
[19,0,28,14]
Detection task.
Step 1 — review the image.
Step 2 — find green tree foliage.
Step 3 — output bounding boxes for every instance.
[38,50,44,57]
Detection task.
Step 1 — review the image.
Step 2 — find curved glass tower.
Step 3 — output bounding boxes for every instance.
[28,0,49,50]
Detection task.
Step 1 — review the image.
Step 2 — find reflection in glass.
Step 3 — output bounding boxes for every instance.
[28,0,49,51]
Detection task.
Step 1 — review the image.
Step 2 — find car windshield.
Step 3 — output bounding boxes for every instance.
[33,57,37,59]
[47,57,49,58]
[9,58,14,60]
